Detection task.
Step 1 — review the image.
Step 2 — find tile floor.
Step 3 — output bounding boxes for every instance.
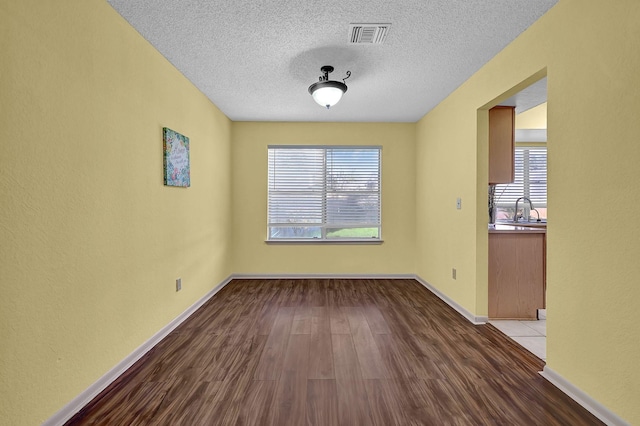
[489,319,546,360]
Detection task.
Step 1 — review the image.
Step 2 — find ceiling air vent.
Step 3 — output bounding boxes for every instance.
[348,23,391,44]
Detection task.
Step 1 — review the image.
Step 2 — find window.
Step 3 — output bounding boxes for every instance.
[267,146,381,241]
[494,146,547,220]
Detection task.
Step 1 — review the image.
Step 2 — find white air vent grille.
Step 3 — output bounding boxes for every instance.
[349,23,391,44]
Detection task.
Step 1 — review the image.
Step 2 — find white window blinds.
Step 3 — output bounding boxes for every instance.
[268,146,381,240]
[494,146,547,208]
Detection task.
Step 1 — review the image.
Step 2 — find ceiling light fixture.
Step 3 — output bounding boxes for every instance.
[308,66,351,109]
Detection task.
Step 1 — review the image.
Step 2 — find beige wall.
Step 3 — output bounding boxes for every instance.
[516,102,547,129]
[416,0,640,422]
[0,1,232,424]
[231,122,416,275]
[3,0,639,424]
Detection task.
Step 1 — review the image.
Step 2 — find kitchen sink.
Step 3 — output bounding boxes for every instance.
[517,222,547,228]
[496,221,547,228]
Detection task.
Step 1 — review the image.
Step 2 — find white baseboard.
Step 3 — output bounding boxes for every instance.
[231,273,416,280]
[540,366,629,426]
[414,275,488,325]
[43,275,234,426]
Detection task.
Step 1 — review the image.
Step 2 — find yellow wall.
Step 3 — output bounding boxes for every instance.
[3,0,639,424]
[415,100,483,314]
[515,102,547,129]
[0,1,232,424]
[231,122,416,275]
[416,0,640,422]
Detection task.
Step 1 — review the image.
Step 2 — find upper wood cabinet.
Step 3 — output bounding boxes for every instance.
[488,106,515,184]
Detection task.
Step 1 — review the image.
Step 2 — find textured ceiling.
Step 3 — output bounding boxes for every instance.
[106,0,557,122]
[501,77,547,114]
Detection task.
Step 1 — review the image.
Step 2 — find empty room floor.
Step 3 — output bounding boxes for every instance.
[66,279,600,425]
[489,319,547,361]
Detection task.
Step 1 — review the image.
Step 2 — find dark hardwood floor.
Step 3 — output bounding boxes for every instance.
[66,279,602,425]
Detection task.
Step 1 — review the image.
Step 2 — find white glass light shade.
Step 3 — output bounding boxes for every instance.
[308,79,348,109]
[311,86,344,109]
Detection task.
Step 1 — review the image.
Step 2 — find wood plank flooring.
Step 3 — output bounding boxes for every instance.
[66,279,603,425]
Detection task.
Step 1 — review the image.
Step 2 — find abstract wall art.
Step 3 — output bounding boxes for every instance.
[163,127,190,187]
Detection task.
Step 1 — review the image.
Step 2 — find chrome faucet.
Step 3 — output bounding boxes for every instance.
[514,197,534,223]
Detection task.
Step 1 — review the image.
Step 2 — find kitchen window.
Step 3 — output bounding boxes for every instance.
[493,146,547,220]
[267,146,381,242]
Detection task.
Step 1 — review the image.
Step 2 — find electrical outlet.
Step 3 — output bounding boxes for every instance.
[176,278,182,292]
[452,268,457,279]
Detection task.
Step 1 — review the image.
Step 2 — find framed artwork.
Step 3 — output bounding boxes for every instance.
[163,127,190,187]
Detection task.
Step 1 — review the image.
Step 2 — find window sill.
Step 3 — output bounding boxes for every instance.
[265,239,384,245]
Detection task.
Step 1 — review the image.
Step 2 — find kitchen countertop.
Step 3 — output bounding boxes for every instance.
[488,223,547,234]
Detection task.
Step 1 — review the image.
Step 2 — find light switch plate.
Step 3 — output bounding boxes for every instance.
[456,198,462,209]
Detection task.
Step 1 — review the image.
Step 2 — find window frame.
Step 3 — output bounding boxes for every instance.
[266,145,382,244]
[493,144,547,219]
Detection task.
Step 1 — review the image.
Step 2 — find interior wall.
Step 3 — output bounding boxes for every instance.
[415,0,640,422]
[3,0,639,424]
[0,1,233,424]
[231,122,416,275]
[416,97,483,315]
[515,102,547,129]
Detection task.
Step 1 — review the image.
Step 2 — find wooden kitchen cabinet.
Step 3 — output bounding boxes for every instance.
[488,232,545,320]
[488,105,515,184]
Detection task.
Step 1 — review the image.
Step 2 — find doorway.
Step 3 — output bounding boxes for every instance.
[485,75,548,360]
